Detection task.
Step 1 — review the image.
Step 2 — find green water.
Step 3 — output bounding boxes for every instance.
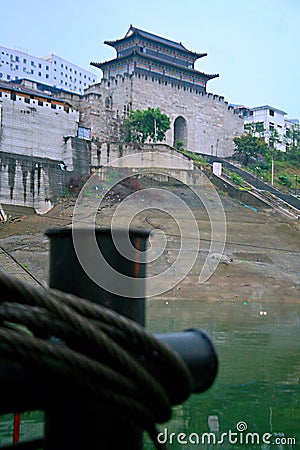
[0,300,298,449]
[145,299,300,449]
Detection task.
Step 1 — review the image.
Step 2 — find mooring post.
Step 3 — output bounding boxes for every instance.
[45,227,149,450]
[44,227,218,450]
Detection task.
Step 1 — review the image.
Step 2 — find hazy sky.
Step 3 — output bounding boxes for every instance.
[1,0,299,118]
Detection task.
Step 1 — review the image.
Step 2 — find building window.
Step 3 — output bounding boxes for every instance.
[38,72,41,76]
[38,100,43,106]
[16,56,19,62]
[31,61,34,66]
[46,74,49,79]
[31,69,34,74]
[70,68,72,72]
[269,109,275,116]
[7,75,10,80]
[54,60,57,65]
[24,98,30,104]
[255,122,264,132]
[46,65,49,70]
[15,65,19,70]
[51,103,56,109]
[38,63,42,68]
[269,123,274,131]
[0,73,2,78]
[23,58,26,63]
[23,67,26,72]
[11,92,16,101]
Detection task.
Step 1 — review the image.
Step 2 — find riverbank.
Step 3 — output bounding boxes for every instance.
[1,188,299,304]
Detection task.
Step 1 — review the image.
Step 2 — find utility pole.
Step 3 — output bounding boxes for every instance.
[154,118,157,142]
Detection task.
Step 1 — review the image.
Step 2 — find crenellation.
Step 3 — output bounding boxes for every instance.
[81,62,243,158]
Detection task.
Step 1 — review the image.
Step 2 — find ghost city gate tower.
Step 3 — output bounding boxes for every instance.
[86,26,243,156]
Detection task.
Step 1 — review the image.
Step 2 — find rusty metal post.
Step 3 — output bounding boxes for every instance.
[44,227,150,450]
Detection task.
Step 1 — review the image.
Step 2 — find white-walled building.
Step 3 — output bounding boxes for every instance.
[0,45,97,94]
[233,104,299,152]
[245,105,287,151]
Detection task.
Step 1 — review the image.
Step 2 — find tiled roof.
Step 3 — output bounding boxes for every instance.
[128,26,188,51]
[105,25,205,58]
[0,79,72,104]
[91,51,218,81]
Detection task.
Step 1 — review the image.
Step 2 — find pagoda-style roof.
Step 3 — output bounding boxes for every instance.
[104,25,207,60]
[91,49,218,82]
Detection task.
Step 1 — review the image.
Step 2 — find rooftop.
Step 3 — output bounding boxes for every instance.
[104,25,206,58]
[0,79,73,105]
[252,105,287,115]
[92,49,218,81]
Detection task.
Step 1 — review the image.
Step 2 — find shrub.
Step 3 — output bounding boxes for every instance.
[230,172,244,186]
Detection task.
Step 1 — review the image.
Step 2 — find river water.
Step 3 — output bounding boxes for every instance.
[0,299,298,449]
[145,299,300,449]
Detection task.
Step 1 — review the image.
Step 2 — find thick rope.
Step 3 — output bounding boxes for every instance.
[0,269,192,449]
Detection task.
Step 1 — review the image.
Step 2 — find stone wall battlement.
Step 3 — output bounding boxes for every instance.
[81,71,243,156]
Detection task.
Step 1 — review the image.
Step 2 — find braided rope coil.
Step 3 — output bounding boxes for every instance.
[0,269,192,449]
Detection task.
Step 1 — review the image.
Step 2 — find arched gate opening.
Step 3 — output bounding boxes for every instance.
[173,116,188,149]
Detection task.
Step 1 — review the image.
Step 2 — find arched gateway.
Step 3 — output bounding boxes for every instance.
[173,116,188,149]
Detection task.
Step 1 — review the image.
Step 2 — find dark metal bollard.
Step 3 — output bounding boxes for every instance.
[45,227,149,325]
[45,227,150,450]
[155,329,218,393]
[44,227,218,450]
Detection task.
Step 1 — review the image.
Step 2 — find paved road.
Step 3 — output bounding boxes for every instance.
[203,155,300,212]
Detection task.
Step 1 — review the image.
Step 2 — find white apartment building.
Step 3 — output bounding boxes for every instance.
[244,105,287,151]
[0,45,97,94]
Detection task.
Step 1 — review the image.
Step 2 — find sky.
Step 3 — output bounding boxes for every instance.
[1,0,300,118]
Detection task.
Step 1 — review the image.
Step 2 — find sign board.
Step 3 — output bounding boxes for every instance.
[213,162,222,176]
[78,126,92,141]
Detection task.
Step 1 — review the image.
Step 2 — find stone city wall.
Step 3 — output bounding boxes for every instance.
[0,94,90,212]
[81,73,243,157]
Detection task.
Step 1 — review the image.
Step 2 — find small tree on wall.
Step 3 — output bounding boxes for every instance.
[123,108,170,144]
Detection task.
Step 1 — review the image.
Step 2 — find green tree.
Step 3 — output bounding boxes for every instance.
[285,124,300,166]
[233,134,268,166]
[244,122,265,138]
[286,145,300,166]
[268,129,282,151]
[123,108,170,144]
